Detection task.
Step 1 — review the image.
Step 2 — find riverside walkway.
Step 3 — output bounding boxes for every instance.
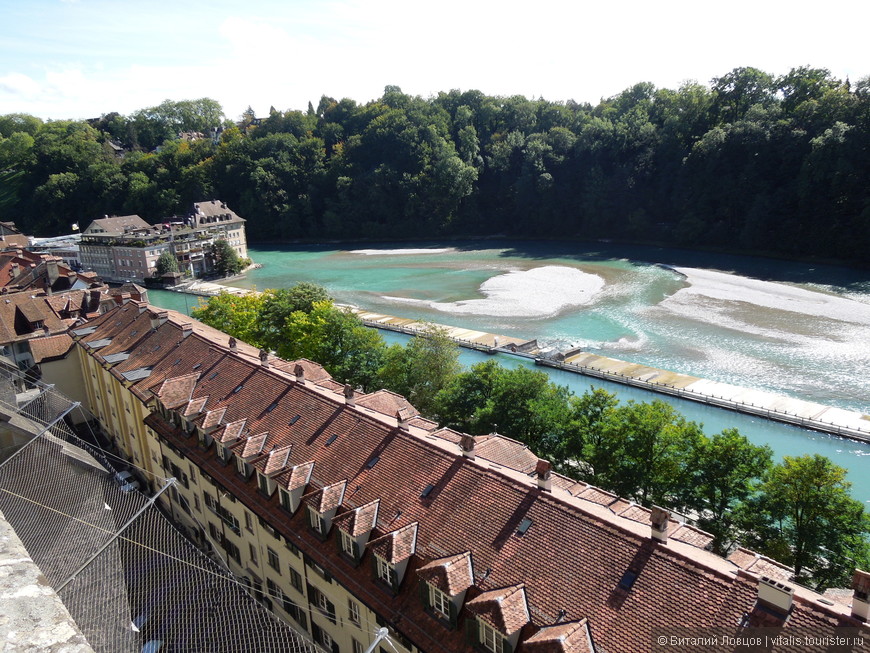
[350,308,870,445]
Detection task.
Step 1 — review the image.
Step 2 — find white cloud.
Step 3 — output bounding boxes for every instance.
[0,72,42,99]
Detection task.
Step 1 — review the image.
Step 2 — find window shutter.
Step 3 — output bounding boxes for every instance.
[320,516,328,535]
[352,541,360,563]
[326,598,336,623]
[418,580,431,610]
[306,583,316,604]
[448,598,458,629]
[502,637,514,653]
[336,533,344,556]
[389,566,399,593]
[331,642,340,653]
[465,617,479,645]
[370,554,379,580]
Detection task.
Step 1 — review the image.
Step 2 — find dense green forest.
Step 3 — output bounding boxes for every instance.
[1,66,868,263]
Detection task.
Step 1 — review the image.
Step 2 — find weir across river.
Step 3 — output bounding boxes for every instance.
[350,307,870,445]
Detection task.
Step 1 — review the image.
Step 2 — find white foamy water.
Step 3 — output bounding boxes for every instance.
[349,248,455,255]
[667,267,870,327]
[383,266,605,318]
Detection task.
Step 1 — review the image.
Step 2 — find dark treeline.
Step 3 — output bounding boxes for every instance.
[1,66,869,263]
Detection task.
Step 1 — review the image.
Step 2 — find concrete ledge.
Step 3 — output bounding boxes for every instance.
[0,509,93,653]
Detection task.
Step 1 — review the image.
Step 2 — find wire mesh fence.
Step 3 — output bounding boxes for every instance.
[0,368,315,653]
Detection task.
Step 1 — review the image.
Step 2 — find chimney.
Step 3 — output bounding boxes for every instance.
[46,259,59,286]
[138,302,149,314]
[294,363,305,385]
[343,383,355,406]
[853,569,870,621]
[397,406,414,431]
[460,435,476,460]
[259,349,270,367]
[181,323,193,338]
[149,310,168,330]
[535,459,552,492]
[757,576,794,616]
[228,337,237,350]
[650,506,669,543]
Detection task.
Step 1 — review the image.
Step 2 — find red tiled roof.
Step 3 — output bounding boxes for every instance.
[278,461,314,492]
[356,389,419,418]
[466,584,529,634]
[233,432,268,459]
[523,619,594,653]
[28,333,74,362]
[728,547,793,582]
[217,419,246,444]
[183,396,208,417]
[260,445,292,476]
[370,522,418,564]
[72,304,870,653]
[156,373,199,409]
[416,552,473,596]
[334,500,380,537]
[306,480,346,513]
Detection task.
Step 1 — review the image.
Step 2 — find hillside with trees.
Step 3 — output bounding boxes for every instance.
[1,67,868,263]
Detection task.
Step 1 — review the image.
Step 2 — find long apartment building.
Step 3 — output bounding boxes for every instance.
[66,302,870,653]
[79,200,247,282]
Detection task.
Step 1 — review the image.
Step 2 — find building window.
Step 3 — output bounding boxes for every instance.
[376,556,392,584]
[245,511,254,533]
[480,620,504,653]
[258,473,271,495]
[289,567,303,593]
[348,598,361,625]
[267,547,280,572]
[193,495,201,512]
[340,530,355,557]
[430,585,451,620]
[352,639,364,653]
[308,507,323,534]
[279,488,293,512]
[249,543,258,566]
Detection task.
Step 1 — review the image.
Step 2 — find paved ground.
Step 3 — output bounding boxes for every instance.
[0,509,93,652]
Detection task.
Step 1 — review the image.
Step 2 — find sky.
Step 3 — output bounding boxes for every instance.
[1,0,868,122]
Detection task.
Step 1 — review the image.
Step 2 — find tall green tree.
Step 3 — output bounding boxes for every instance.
[281,301,385,391]
[211,238,245,276]
[191,291,265,346]
[680,429,773,554]
[154,250,179,276]
[740,454,870,588]
[256,283,330,350]
[377,324,460,417]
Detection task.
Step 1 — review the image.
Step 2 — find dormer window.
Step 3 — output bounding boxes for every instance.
[216,443,229,463]
[279,488,292,511]
[429,585,451,620]
[340,530,355,557]
[308,507,324,534]
[257,472,271,496]
[236,456,252,478]
[375,556,394,585]
[478,620,505,653]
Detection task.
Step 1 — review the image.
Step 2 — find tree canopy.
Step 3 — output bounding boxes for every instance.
[1,67,868,263]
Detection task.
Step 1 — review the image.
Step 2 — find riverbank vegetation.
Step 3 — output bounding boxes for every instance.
[192,284,869,589]
[2,66,869,264]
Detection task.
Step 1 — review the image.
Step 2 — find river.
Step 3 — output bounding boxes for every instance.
[146,240,870,504]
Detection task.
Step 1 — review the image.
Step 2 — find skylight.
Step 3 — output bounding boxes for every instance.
[208,372,219,380]
[325,434,338,446]
[289,415,300,426]
[618,570,638,591]
[266,401,279,413]
[232,384,244,394]
[365,456,380,469]
[517,518,533,536]
[192,363,202,370]
[420,483,435,498]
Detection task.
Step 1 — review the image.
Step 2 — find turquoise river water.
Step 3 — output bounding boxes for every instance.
[147,240,870,504]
